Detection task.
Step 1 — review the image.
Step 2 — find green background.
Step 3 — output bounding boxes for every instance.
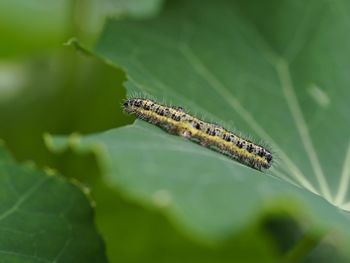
[1,0,350,262]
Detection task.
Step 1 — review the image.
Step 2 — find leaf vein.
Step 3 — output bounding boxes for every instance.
[178,43,318,194]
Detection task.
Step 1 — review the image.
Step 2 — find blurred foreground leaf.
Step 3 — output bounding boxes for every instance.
[44,147,281,262]
[0,144,107,262]
[93,175,279,262]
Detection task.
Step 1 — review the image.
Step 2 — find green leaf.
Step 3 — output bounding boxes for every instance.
[0,144,107,262]
[48,121,349,240]
[45,141,281,262]
[51,0,350,254]
[92,175,280,262]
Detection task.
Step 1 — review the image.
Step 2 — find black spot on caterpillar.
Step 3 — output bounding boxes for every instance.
[123,98,273,171]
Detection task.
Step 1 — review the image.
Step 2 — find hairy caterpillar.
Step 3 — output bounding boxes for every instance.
[123,98,273,171]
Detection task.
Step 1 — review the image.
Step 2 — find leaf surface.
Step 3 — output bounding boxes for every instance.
[0,145,107,263]
[52,0,350,242]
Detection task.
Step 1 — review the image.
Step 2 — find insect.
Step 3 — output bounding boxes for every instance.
[123,98,273,171]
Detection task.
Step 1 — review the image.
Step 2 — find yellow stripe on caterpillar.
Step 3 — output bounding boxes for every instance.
[123,98,273,171]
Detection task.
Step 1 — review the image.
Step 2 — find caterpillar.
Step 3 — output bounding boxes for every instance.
[123,98,273,171]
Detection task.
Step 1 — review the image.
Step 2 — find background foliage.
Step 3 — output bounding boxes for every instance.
[1,0,350,262]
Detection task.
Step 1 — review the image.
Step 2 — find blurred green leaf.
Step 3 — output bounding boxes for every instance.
[0,0,70,57]
[0,144,107,262]
[0,0,164,57]
[46,146,350,263]
[93,176,279,263]
[43,146,281,262]
[0,48,131,165]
